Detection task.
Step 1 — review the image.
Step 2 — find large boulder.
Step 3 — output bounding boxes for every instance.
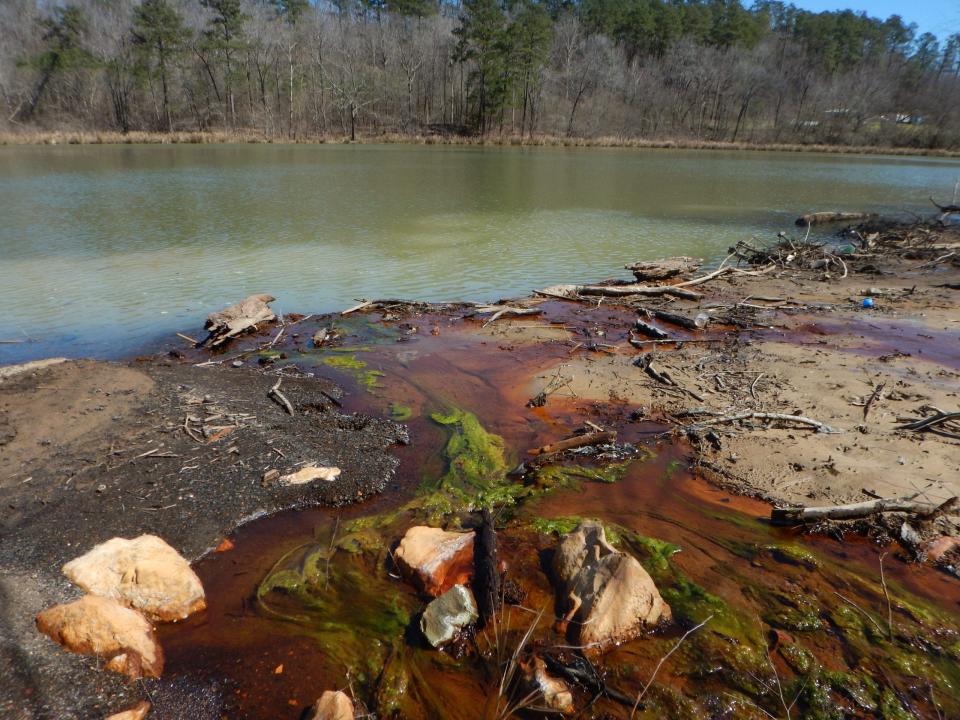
[394,526,475,596]
[63,535,205,622]
[420,584,478,648]
[305,691,354,720]
[552,521,670,648]
[36,595,164,678]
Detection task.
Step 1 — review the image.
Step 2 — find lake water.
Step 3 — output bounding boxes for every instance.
[1,143,958,362]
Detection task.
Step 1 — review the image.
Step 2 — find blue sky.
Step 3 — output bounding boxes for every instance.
[791,1,960,39]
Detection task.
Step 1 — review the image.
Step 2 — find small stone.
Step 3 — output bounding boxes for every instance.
[394,526,475,596]
[420,584,478,648]
[279,465,341,486]
[105,700,151,720]
[62,535,205,622]
[231,361,244,368]
[525,657,574,714]
[305,690,354,720]
[36,595,163,678]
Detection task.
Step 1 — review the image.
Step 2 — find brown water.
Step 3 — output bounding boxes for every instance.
[2,144,959,363]
[157,312,960,720]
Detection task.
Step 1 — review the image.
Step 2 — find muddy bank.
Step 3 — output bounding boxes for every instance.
[0,356,406,719]
[1,217,959,719]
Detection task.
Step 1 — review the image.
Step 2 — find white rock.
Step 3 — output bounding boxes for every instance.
[63,535,205,621]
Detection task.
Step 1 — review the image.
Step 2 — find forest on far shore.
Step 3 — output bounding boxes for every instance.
[2,0,959,148]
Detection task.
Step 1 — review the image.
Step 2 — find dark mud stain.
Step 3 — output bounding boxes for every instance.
[764,315,960,370]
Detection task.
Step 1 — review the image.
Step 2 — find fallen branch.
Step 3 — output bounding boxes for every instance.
[537,283,701,301]
[528,430,616,457]
[897,411,960,440]
[633,320,670,339]
[634,354,675,386]
[771,495,958,525]
[687,411,843,434]
[268,378,295,416]
[795,211,874,226]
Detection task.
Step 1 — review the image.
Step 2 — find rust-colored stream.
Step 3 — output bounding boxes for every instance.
[159,310,960,719]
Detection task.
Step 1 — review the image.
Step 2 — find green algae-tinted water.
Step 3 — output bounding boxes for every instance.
[2,143,959,362]
[157,315,960,719]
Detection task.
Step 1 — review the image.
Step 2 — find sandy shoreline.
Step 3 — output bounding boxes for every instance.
[1,215,958,718]
[2,129,960,158]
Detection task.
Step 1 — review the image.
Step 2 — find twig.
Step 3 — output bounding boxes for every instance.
[630,615,713,717]
[879,553,893,640]
[268,378,295,416]
[176,332,200,345]
[687,411,843,434]
[863,382,886,421]
[833,592,884,635]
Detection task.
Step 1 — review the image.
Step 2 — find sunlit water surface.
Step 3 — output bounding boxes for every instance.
[1,143,958,361]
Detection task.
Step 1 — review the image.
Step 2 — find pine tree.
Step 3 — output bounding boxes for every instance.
[132,0,186,131]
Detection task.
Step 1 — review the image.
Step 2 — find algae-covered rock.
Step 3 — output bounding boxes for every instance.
[430,408,508,499]
[420,584,478,647]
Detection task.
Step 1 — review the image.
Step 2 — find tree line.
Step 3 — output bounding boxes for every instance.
[1,0,958,148]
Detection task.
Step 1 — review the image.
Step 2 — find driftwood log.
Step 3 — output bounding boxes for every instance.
[473,508,500,626]
[202,294,276,348]
[634,320,670,339]
[625,256,701,282]
[528,430,616,457]
[537,283,701,301]
[795,212,874,227]
[772,495,958,525]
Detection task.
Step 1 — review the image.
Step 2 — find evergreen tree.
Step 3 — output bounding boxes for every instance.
[200,0,248,126]
[18,4,95,120]
[132,0,186,131]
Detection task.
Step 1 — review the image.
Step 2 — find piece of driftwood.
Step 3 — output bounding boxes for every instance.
[931,197,960,215]
[268,378,294,416]
[795,212,874,226]
[686,411,843,434]
[625,256,701,281]
[202,294,276,348]
[341,298,434,315]
[312,328,329,346]
[473,508,500,626]
[772,495,958,525]
[633,320,670,339]
[537,283,701,301]
[528,430,616,457]
[898,410,960,440]
[633,354,675,386]
[470,304,543,326]
[648,309,701,331]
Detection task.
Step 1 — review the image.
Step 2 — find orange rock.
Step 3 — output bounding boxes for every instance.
[394,526,475,596]
[105,700,151,720]
[924,535,960,562]
[36,595,164,678]
[215,538,235,553]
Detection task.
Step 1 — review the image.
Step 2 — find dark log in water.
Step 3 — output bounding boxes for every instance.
[473,508,500,625]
